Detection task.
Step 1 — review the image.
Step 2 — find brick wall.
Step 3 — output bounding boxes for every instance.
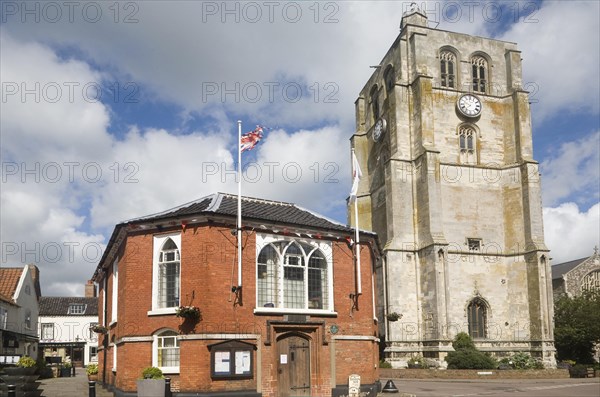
[95,223,380,396]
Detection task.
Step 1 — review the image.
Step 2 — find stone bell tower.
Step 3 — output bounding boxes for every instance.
[350,8,555,367]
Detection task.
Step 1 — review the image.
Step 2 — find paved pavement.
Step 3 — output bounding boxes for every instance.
[38,368,113,397]
[34,371,600,397]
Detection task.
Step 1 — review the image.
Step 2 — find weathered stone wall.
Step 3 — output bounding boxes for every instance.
[350,10,555,368]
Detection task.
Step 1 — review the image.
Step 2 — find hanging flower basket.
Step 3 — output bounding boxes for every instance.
[90,325,109,334]
[176,305,201,320]
[386,312,402,322]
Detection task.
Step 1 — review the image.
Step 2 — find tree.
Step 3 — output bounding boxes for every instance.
[554,290,600,364]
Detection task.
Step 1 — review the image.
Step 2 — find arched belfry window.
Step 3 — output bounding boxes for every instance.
[158,238,180,308]
[370,85,380,122]
[458,124,477,164]
[257,239,331,311]
[440,51,456,88]
[384,66,395,94]
[467,298,487,338]
[471,56,488,93]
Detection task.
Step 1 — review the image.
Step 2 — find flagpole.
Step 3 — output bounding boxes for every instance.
[352,148,362,295]
[237,120,242,288]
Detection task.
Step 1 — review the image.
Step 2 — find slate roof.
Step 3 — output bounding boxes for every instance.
[551,257,588,280]
[39,297,98,316]
[0,267,23,302]
[125,193,363,234]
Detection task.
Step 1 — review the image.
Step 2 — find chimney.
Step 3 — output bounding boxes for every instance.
[28,264,42,299]
[85,280,97,298]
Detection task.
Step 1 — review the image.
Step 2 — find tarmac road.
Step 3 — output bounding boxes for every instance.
[381,378,600,397]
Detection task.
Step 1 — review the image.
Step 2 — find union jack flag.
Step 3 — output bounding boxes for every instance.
[240,126,264,153]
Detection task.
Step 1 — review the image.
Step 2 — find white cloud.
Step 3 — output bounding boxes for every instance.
[543,202,600,264]
[500,1,600,121]
[540,131,600,207]
[0,30,352,295]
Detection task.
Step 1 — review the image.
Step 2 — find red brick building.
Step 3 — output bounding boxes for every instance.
[92,193,381,396]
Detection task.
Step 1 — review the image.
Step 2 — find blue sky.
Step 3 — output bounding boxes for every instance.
[1,1,598,296]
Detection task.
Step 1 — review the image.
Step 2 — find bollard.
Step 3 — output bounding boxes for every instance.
[88,380,96,397]
[8,384,17,397]
[165,377,172,397]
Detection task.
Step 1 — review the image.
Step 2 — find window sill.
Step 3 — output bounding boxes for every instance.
[147,308,178,316]
[158,367,179,374]
[253,308,337,316]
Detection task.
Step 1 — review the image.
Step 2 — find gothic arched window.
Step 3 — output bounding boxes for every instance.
[471,56,488,93]
[384,66,395,94]
[440,51,456,88]
[257,239,331,311]
[582,270,600,292]
[468,298,487,338]
[459,124,477,164]
[158,238,180,308]
[370,85,380,122]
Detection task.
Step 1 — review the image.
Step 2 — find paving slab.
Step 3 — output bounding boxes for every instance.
[38,368,113,397]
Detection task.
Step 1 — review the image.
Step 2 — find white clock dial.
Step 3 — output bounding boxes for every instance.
[373,119,386,142]
[457,94,482,117]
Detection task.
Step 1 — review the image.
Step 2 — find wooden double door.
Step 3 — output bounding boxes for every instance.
[277,335,311,397]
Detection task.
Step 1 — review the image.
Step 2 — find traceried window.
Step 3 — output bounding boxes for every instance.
[471,56,488,93]
[467,298,487,338]
[440,51,456,88]
[582,270,600,292]
[154,330,180,372]
[257,239,331,311]
[459,125,477,164]
[158,238,180,308]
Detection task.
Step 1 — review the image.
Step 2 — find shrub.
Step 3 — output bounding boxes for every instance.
[445,333,497,370]
[407,355,426,368]
[379,360,392,368]
[569,364,590,378]
[86,364,99,375]
[452,332,476,350]
[17,356,36,368]
[499,353,544,369]
[446,349,497,369]
[141,366,164,379]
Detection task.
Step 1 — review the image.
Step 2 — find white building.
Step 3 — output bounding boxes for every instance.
[0,264,41,362]
[38,282,99,367]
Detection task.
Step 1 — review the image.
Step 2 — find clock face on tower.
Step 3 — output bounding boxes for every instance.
[457,94,482,117]
[373,118,387,142]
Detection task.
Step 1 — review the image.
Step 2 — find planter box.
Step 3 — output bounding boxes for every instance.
[137,379,165,397]
[60,368,72,377]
